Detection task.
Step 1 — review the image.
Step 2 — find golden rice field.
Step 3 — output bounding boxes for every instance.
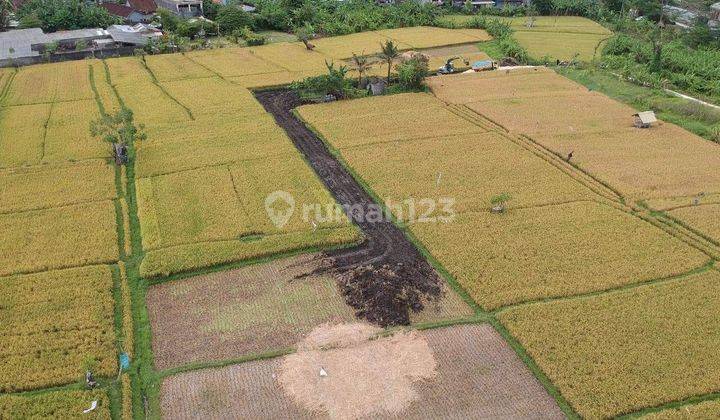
[5,25,720,420]
[298,92,486,149]
[411,201,707,309]
[512,31,609,61]
[0,160,116,213]
[498,269,720,418]
[428,70,720,201]
[0,389,111,419]
[102,56,360,278]
[0,266,117,392]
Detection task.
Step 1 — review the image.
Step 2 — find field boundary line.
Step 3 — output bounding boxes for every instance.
[156,348,294,380]
[492,261,715,315]
[445,102,624,203]
[0,197,117,216]
[140,150,294,179]
[138,56,194,121]
[618,390,720,419]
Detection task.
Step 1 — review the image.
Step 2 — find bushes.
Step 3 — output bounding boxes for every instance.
[217,6,253,34]
[16,0,120,32]
[291,61,362,100]
[396,58,428,91]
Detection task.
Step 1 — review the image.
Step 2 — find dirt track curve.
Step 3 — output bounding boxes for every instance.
[255,89,443,326]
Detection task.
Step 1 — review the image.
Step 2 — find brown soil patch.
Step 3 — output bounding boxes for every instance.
[160,324,564,419]
[147,254,472,370]
[277,323,436,419]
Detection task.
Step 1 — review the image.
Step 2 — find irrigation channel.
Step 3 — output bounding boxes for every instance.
[255,89,443,327]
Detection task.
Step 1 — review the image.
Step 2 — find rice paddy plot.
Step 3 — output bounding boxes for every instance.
[297,92,441,124]
[135,116,296,177]
[136,166,253,251]
[513,31,609,61]
[426,68,584,103]
[0,200,119,276]
[498,269,720,419]
[465,90,635,135]
[312,31,399,59]
[249,42,333,73]
[104,56,154,87]
[161,77,267,117]
[139,223,359,279]
[0,160,116,213]
[0,265,117,392]
[410,201,708,310]
[112,81,190,126]
[645,193,720,211]
[298,94,486,149]
[532,125,720,199]
[53,60,97,103]
[0,389,111,419]
[0,103,51,167]
[668,204,720,244]
[228,70,314,89]
[380,26,491,49]
[144,53,214,81]
[43,99,107,162]
[640,400,720,419]
[4,64,57,105]
[185,47,285,77]
[339,132,595,219]
[159,324,563,419]
[440,15,611,35]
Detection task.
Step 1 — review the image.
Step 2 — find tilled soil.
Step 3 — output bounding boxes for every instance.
[160,324,565,419]
[255,90,444,327]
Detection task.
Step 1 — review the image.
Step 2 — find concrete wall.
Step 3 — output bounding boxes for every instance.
[0,46,139,68]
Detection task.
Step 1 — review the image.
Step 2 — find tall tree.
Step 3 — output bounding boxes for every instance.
[379,40,400,83]
[350,52,372,88]
[0,0,14,31]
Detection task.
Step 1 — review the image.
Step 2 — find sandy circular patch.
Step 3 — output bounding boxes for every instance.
[277,323,437,419]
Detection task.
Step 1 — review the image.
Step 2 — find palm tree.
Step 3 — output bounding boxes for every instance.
[378,40,400,83]
[350,52,372,88]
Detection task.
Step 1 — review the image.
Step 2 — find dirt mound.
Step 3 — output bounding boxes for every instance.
[277,323,437,419]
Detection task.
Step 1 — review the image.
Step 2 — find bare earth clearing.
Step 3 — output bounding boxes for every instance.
[148,254,471,370]
[161,324,563,419]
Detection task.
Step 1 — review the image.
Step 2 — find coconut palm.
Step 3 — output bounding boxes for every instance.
[378,40,400,83]
[350,52,372,88]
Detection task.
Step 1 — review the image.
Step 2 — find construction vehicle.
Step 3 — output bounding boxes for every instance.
[437,57,469,74]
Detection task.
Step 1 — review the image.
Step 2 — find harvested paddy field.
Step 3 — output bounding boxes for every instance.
[160,324,563,419]
[498,269,720,418]
[147,254,471,370]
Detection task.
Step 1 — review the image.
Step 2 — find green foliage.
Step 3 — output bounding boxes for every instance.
[157,8,181,32]
[253,0,441,36]
[217,6,253,34]
[290,61,364,100]
[490,193,512,206]
[235,26,267,45]
[90,108,146,146]
[396,58,428,91]
[203,0,221,21]
[17,0,120,32]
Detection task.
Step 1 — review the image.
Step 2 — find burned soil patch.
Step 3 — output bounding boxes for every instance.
[254,90,446,327]
[147,254,471,370]
[160,324,564,419]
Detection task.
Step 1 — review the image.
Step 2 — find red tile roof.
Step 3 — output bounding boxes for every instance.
[100,2,134,18]
[128,0,157,14]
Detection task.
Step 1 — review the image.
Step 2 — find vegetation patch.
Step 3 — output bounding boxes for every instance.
[498,269,720,418]
[0,200,119,276]
[0,265,117,392]
[0,389,111,419]
[668,204,720,244]
[338,132,595,219]
[0,160,115,213]
[411,201,708,310]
